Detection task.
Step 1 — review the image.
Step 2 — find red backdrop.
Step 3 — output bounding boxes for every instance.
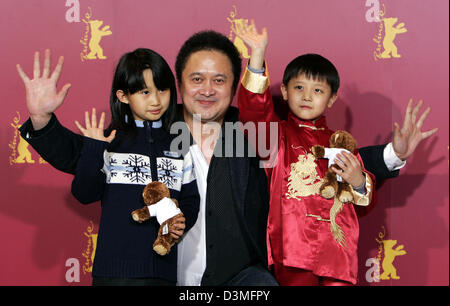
[0,0,448,286]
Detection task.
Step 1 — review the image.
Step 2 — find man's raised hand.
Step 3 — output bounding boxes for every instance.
[393,99,438,160]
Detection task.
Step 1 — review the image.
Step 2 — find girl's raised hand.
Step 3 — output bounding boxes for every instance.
[16,49,72,130]
[75,108,116,143]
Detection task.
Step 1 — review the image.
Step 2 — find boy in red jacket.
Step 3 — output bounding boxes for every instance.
[236,22,375,286]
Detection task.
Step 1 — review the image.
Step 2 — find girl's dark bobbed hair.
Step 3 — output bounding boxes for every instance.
[106,48,177,138]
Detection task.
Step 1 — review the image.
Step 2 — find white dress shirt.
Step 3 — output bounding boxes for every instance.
[177,144,208,286]
[383,142,406,171]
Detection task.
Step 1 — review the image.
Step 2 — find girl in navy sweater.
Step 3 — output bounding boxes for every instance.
[71,48,199,286]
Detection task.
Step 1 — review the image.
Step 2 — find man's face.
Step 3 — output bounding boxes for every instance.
[180,50,235,124]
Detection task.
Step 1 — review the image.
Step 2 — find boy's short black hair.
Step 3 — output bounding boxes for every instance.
[175,30,242,92]
[282,54,340,94]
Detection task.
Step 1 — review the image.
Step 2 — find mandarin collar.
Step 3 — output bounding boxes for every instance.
[125,115,162,128]
[138,119,162,128]
[287,112,328,130]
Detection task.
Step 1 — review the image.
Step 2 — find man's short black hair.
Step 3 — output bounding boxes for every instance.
[282,54,340,94]
[175,30,242,92]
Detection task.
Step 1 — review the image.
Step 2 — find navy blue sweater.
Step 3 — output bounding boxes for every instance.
[71,120,199,282]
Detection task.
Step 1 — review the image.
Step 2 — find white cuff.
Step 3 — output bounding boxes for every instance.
[383,143,406,171]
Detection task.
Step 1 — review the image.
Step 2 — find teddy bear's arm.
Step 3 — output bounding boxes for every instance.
[311,145,325,159]
[131,207,150,223]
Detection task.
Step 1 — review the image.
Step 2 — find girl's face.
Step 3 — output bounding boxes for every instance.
[117,69,170,122]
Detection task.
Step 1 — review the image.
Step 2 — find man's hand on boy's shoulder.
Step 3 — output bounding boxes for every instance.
[392,99,438,161]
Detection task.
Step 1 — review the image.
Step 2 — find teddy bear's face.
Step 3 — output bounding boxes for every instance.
[142,181,171,205]
[330,131,357,153]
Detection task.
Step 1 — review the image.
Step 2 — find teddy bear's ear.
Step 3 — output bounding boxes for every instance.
[154,182,171,197]
[329,131,340,147]
[142,182,171,205]
[348,139,357,153]
[333,133,340,145]
[332,130,358,152]
[340,131,357,152]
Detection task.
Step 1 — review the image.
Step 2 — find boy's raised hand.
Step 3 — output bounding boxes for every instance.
[393,99,438,160]
[75,108,116,143]
[233,19,268,71]
[16,49,72,131]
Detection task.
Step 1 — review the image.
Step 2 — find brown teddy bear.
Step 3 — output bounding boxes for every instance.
[131,181,184,256]
[311,130,358,203]
[311,130,361,247]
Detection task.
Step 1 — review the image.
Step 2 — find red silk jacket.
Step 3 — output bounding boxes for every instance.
[238,67,375,284]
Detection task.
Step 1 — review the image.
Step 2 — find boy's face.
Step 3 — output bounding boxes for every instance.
[281,73,337,121]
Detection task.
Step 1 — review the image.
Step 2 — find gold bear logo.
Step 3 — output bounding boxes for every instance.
[84,19,112,60]
[227,5,252,59]
[13,125,35,164]
[380,239,407,280]
[80,7,112,61]
[82,221,98,274]
[380,17,407,58]
[9,112,36,165]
